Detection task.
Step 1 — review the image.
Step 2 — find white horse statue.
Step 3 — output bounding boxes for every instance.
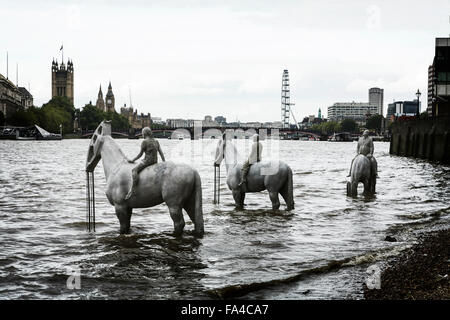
[85,121,204,236]
[346,154,377,197]
[214,136,294,210]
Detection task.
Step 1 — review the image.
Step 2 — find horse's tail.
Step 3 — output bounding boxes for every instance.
[286,165,294,211]
[193,170,204,237]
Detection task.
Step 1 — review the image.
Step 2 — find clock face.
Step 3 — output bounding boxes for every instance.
[107,99,112,104]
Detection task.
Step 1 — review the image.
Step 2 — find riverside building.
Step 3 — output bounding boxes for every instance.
[427,37,450,117]
[327,87,383,125]
[387,100,420,120]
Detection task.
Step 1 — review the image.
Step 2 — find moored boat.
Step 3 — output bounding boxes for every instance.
[0,125,61,140]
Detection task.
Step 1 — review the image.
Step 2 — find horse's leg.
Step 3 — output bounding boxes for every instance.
[371,157,378,178]
[280,175,294,210]
[183,199,195,225]
[372,177,376,193]
[369,176,376,193]
[115,204,132,234]
[240,192,246,207]
[269,191,280,210]
[279,188,292,210]
[169,206,185,236]
[232,190,244,209]
[351,181,358,197]
[370,159,377,193]
[363,178,370,195]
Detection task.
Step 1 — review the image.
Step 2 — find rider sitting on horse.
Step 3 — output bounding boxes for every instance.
[238,134,263,187]
[125,127,165,200]
[348,129,378,178]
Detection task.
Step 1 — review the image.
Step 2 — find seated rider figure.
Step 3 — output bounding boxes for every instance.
[125,127,165,200]
[238,134,263,187]
[347,129,378,178]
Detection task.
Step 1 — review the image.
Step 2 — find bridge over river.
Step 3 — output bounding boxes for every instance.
[80,126,323,140]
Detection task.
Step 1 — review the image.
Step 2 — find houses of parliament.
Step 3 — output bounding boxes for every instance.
[51,54,151,130]
[95,82,152,129]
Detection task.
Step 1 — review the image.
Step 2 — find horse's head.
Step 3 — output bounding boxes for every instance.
[86,121,112,172]
[214,136,225,166]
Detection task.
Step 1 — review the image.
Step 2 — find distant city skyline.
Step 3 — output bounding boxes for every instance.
[1,0,449,122]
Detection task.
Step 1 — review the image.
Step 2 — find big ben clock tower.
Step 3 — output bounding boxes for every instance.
[105,81,115,112]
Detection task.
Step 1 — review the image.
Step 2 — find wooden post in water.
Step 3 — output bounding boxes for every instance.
[217,165,220,204]
[92,172,95,231]
[86,171,96,232]
[86,172,90,230]
[213,166,216,204]
[213,165,220,204]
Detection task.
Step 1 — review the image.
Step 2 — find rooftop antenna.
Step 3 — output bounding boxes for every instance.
[16,63,18,86]
[6,51,8,80]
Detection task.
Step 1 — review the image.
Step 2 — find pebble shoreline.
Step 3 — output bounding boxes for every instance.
[364,228,450,300]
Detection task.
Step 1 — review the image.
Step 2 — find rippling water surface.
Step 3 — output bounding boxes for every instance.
[0,139,449,299]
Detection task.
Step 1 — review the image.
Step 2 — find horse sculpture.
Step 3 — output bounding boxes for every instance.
[85,121,204,236]
[214,136,294,210]
[346,154,377,197]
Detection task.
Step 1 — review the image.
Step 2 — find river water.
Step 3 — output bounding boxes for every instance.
[0,138,449,299]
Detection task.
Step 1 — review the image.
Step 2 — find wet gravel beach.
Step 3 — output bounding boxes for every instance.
[364,228,450,300]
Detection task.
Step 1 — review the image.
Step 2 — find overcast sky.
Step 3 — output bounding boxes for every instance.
[2,0,450,122]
